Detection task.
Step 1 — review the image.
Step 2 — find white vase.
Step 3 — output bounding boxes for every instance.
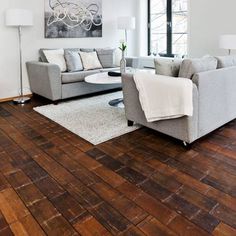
[120,51,126,74]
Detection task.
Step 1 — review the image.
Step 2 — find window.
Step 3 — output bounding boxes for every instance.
[148,0,188,57]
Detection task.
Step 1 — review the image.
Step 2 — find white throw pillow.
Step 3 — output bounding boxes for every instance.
[79,51,102,70]
[43,49,67,72]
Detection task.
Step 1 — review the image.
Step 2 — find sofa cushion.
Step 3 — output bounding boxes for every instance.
[179,56,217,79]
[61,70,101,84]
[43,49,67,72]
[154,58,182,77]
[79,51,102,70]
[64,50,83,72]
[80,48,95,52]
[215,55,236,68]
[96,48,116,68]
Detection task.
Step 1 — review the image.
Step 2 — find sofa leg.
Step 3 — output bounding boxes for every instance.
[183,141,192,149]
[53,101,59,105]
[128,120,134,127]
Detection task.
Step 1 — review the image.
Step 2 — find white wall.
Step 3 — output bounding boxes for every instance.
[0,0,138,100]
[137,0,148,56]
[189,0,236,57]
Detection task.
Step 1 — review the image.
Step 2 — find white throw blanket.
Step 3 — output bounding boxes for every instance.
[133,72,193,122]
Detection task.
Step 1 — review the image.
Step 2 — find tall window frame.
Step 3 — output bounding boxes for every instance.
[148,0,188,57]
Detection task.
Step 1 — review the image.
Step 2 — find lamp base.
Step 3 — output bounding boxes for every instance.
[13,96,31,105]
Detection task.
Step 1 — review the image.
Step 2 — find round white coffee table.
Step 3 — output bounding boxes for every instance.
[85,72,124,108]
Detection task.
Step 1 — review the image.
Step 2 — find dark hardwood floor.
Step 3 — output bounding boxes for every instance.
[0,96,235,236]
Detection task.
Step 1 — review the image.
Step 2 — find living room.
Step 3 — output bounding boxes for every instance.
[0,0,236,235]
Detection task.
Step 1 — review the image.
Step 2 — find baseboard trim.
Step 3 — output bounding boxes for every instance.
[0,94,33,103]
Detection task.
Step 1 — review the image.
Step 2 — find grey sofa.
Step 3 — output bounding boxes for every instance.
[26,48,138,102]
[122,58,236,145]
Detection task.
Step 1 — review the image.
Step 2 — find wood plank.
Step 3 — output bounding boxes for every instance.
[28,198,78,235]
[93,166,126,188]
[211,204,236,228]
[116,182,143,201]
[138,216,177,236]
[192,210,220,233]
[51,192,86,223]
[135,193,177,226]
[0,210,10,231]
[139,179,172,201]
[16,183,46,207]
[18,215,46,236]
[92,202,131,235]
[34,176,66,200]
[117,167,147,185]
[177,185,218,211]
[121,225,146,236]
[0,189,29,224]
[0,226,14,236]
[5,170,32,189]
[164,194,199,219]
[213,222,236,236]
[73,214,111,236]
[0,173,10,192]
[168,215,210,236]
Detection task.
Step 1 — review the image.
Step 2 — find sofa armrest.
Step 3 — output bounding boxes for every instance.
[122,73,199,143]
[192,67,236,137]
[125,57,140,68]
[26,61,62,101]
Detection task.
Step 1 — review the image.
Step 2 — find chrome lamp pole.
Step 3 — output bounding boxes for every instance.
[5,9,33,104]
[13,26,31,104]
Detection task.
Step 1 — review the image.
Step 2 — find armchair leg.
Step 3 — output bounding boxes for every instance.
[128,120,134,127]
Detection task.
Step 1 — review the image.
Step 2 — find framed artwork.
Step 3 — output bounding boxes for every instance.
[45,0,102,38]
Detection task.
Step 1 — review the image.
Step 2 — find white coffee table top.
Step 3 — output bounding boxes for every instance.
[85,72,121,85]
[85,69,155,85]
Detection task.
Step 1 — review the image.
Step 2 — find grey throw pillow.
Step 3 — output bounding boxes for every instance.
[96,48,116,68]
[179,56,217,79]
[64,50,84,72]
[154,58,182,77]
[215,55,236,68]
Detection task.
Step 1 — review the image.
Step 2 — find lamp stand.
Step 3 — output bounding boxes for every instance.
[125,29,128,44]
[124,29,128,56]
[13,26,30,104]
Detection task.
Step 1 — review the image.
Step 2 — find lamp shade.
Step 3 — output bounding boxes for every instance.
[219,35,236,50]
[118,16,136,30]
[5,9,33,26]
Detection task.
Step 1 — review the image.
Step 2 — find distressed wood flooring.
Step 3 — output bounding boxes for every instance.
[0,96,235,236]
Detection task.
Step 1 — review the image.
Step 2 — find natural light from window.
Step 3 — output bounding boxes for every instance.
[149,0,188,57]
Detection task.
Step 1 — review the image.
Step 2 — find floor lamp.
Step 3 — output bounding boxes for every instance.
[219,35,236,55]
[5,9,33,104]
[117,16,136,50]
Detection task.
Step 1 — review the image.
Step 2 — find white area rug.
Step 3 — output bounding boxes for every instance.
[34,92,139,145]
